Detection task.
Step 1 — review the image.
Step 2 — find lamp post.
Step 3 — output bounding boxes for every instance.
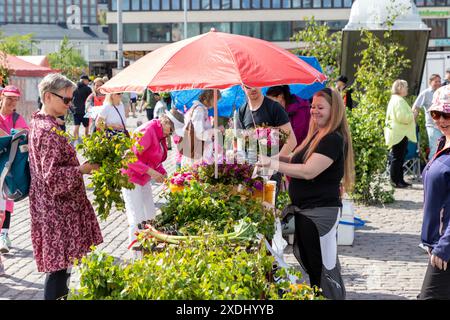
[183,0,188,39]
[117,0,124,70]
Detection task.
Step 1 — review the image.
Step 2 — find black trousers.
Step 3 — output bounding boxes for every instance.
[1,211,11,229]
[44,269,71,300]
[390,136,408,184]
[294,214,323,288]
[146,108,154,121]
[419,262,450,300]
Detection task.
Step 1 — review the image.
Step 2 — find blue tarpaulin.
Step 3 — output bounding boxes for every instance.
[170,56,326,118]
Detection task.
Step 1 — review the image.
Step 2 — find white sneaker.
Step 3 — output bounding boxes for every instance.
[0,234,10,254]
[418,243,429,254]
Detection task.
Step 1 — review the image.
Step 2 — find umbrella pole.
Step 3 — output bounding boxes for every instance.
[214,89,219,179]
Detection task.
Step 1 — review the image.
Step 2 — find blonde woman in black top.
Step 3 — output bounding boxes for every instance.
[259,87,355,299]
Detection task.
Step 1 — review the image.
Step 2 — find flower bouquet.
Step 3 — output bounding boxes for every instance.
[168,171,196,192]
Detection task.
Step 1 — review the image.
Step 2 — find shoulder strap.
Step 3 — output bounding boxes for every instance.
[12,112,19,129]
[111,105,130,137]
[0,129,28,201]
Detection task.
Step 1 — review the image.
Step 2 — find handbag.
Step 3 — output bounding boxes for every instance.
[111,105,130,138]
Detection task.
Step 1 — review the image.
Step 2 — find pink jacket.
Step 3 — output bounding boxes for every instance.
[286,95,311,146]
[122,120,168,186]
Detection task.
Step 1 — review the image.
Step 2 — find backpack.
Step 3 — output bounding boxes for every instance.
[0,127,30,202]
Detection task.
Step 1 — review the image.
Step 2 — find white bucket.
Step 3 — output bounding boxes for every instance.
[337,200,355,246]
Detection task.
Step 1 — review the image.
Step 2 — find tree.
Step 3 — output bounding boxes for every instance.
[348,24,411,204]
[48,36,88,81]
[291,17,342,82]
[0,31,35,56]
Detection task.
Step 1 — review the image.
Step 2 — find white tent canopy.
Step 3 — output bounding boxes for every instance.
[344,0,430,31]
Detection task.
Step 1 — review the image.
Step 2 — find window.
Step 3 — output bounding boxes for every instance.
[122,0,131,10]
[292,0,301,8]
[110,24,117,43]
[333,0,342,7]
[323,0,332,7]
[273,0,281,8]
[242,0,251,9]
[343,0,352,7]
[262,0,270,8]
[191,0,200,9]
[262,21,290,41]
[172,0,181,10]
[201,0,210,9]
[142,23,171,42]
[201,22,231,33]
[222,0,231,9]
[162,0,170,9]
[424,19,447,38]
[448,19,450,38]
[142,0,150,10]
[16,3,23,22]
[82,0,89,24]
[123,23,141,42]
[292,20,307,33]
[233,22,261,38]
[303,0,312,8]
[111,0,117,10]
[131,0,140,10]
[252,0,261,8]
[152,0,160,10]
[232,0,240,9]
[282,0,291,8]
[313,0,321,8]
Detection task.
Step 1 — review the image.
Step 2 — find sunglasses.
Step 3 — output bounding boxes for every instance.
[51,92,73,105]
[430,110,450,120]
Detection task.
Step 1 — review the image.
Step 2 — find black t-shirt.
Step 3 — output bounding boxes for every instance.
[288,131,345,209]
[72,82,92,114]
[237,97,290,129]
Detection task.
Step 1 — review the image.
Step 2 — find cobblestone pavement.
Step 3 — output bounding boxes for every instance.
[0,111,429,300]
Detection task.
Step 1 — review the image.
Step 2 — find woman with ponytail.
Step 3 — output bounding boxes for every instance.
[258,87,355,299]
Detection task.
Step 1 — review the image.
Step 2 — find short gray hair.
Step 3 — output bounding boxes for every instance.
[391,79,408,95]
[39,73,76,101]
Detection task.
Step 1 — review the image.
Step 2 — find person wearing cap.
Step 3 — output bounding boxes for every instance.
[419,84,450,299]
[335,75,354,110]
[120,112,182,258]
[72,75,92,143]
[0,85,29,255]
[442,68,450,86]
[412,74,442,160]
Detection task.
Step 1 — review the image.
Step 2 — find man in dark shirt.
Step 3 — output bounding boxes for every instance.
[238,85,297,156]
[237,86,297,201]
[72,75,92,141]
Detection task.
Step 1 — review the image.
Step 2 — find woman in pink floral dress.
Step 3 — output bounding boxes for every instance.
[29,74,103,300]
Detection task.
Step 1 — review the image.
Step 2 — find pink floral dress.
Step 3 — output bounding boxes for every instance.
[28,112,103,273]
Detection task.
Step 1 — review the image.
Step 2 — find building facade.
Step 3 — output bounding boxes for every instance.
[105,0,450,59]
[0,0,115,77]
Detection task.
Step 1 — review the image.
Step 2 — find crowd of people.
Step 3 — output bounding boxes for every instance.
[0,67,449,300]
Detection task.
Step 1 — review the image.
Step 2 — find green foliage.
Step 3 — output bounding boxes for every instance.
[291,16,341,81]
[70,237,322,300]
[155,181,276,239]
[348,18,411,204]
[0,32,35,56]
[76,130,139,220]
[47,36,88,81]
[276,190,291,211]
